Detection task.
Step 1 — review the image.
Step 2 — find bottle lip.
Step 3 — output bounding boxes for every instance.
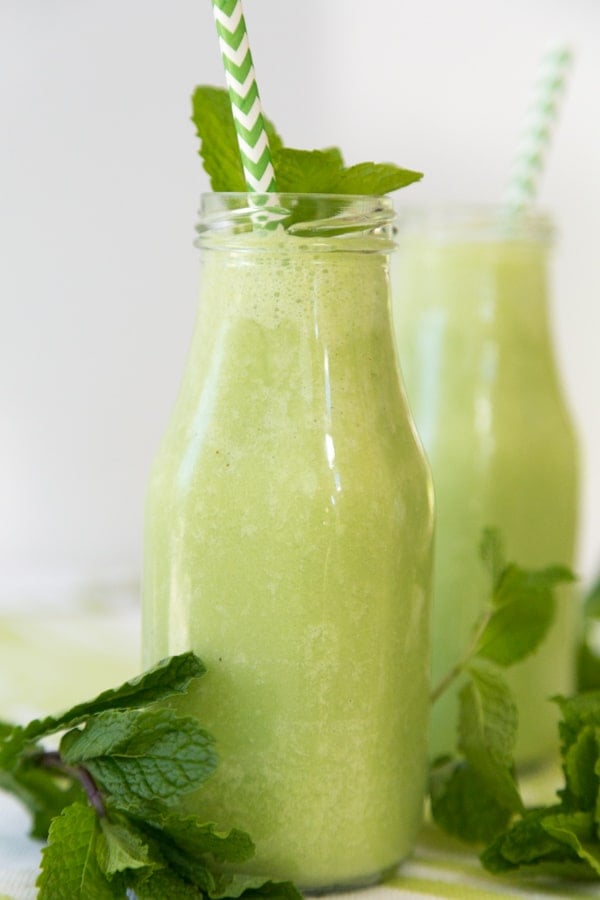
[394,204,554,245]
[195,192,396,250]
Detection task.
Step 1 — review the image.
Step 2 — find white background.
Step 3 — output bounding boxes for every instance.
[1,0,599,609]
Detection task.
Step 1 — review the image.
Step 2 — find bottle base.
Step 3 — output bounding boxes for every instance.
[300,863,397,895]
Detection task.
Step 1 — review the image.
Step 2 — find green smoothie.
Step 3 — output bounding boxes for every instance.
[143,195,434,890]
[392,209,579,767]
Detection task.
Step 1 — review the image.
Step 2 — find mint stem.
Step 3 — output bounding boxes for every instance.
[36,751,106,818]
[430,604,494,704]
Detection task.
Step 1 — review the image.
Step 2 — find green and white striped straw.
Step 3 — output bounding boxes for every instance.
[504,42,574,215]
[211,0,277,193]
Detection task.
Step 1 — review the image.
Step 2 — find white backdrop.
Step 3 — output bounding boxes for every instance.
[1,0,599,609]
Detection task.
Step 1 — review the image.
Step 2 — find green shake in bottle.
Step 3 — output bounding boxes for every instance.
[393,207,579,767]
[143,193,433,889]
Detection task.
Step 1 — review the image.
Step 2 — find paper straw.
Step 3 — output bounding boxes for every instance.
[211,0,277,193]
[504,43,573,215]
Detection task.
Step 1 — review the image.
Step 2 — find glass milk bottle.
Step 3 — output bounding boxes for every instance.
[143,193,434,891]
[393,207,579,768]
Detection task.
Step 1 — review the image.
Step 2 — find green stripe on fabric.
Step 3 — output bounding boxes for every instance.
[387,875,525,900]
[410,853,495,880]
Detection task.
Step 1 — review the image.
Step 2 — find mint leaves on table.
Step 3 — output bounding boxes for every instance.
[0,652,301,900]
[191,86,422,196]
[429,529,600,880]
[430,529,574,843]
[481,691,600,879]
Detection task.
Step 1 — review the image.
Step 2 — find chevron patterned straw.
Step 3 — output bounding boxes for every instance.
[504,43,573,215]
[211,0,277,193]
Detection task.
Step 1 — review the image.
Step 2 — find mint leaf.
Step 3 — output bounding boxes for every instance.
[429,756,516,843]
[272,147,344,192]
[480,805,585,876]
[543,811,600,875]
[130,812,255,897]
[554,692,600,810]
[0,724,28,770]
[97,815,155,877]
[560,725,600,810]
[474,564,575,666]
[271,148,422,195]
[330,160,422,194]
[458,660,522,813]
[555,691,600,749]
[220,880,303,900]
[130,868,203,898]
[430,660,522,843]
[60,708,217,810]
[129,811,300,899]
[142,812,255,864]
[461,660,518,768]
[481,808,600,879]
[191,86,283,193]
[24,652,206,742]
[37,802,116,899]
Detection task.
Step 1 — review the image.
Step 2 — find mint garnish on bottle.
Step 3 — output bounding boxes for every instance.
[191,86,423,196]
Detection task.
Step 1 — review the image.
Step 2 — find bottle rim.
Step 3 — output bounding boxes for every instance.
[195,192,396,251]
[394,204,554,245]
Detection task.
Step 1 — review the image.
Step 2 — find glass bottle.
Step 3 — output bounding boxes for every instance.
[393,206,579,768]
[143,193,434,891]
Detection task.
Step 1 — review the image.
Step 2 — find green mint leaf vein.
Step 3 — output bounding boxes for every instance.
[59,708,217,810]
[23,651,206,742]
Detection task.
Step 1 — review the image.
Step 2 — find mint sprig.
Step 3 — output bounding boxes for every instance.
[431,529,574,703]
[481,692,600,879]
[191,86,422,196]
[429,529,600,882]
[0,652,301,900]
[430,529,575,844]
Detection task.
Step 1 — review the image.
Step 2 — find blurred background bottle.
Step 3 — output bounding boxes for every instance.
[392,206,579,766]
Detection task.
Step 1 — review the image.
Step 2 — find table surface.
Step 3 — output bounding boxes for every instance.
[1,607,598,900]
